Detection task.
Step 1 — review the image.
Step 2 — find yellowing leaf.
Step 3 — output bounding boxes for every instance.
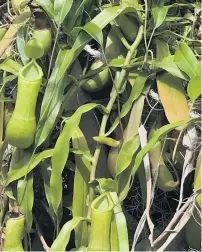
[157,73,190,125]
[0,12,30,58]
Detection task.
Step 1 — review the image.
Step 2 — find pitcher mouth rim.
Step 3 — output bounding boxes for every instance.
[19,59,43,82]
[7,213,25,220]
[91,192,114,213]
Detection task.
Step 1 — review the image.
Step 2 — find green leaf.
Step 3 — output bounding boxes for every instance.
[37,0,54,18]
[164,16,184,22]
[40,159,57,225]
[17,26,29,65]
[50,103,105,214]
[50,217,88,251]
[155,55,188,80]
[5,186,16,200]
[116,93,145,178]
[62,0,87,36]
[174,42,201,79]
[0,59,22,76]
[17,172,34,232]
[148,122,177,192]
[71,149,92,162]
[152,6,169,29]
[155,38,171,61]
[152,2,201,30]
[40,160,52,208]
[110,192,129,251]
[132,118,199,176]
[35,52,68,147]
[117,135,140,176]
[118,161,137,202]
[124,94,146,139]
[106,73,149,136]
[72,127,90,248]
[6,149,53,185]
[90,178,117,193]
[0,75,16,97]
[91,6,122,28]
[187,75,201,102]
[72,22,103,45]
[93,136,119,147]
[54,0,73,25]
[50,119,76,215]
[109,58,125,67]
[115,96,147,201]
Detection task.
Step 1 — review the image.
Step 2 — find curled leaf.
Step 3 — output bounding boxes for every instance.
[93,136,120,147]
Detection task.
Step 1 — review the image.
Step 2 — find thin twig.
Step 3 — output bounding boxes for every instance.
[156,203,194,251]
[33,216,50,252]
[138,125,154,246]
[7,0,12,18]
[152,195,194,247]
[177,125,197,211]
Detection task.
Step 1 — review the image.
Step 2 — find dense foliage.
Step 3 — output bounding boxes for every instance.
[0,0,201,251]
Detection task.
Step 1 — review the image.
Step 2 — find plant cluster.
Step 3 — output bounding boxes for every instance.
[0,0,201,251]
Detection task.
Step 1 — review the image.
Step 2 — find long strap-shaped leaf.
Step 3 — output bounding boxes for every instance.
[40,159,57,226]
[6,149,53,185]
[148,120,177,192]
[50,104,107,214]
[116,94,146,202]
[17,172,34,232]
[110,192,129,251]
[72,128,90,248]
[106,73,149,136]
[50,217,88,251]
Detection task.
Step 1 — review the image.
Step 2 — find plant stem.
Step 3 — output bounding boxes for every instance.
[88,25,144,216]
[34,215,50,252]
[111,22,131,50]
